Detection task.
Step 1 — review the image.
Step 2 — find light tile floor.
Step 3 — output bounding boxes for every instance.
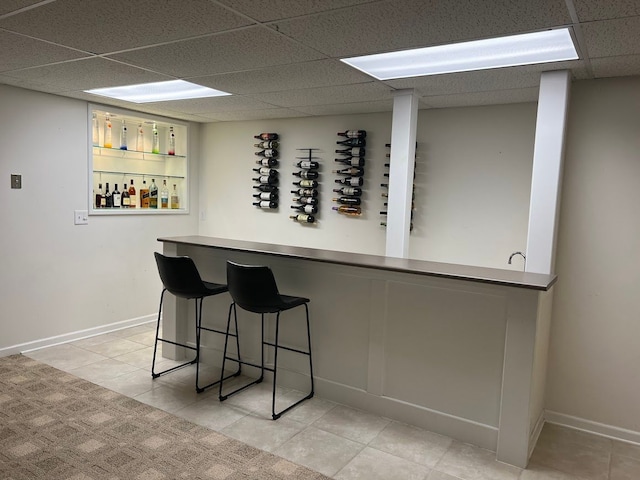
[24,323,640,480]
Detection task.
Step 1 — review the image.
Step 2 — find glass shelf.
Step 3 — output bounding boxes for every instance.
[92,146,186,160]
[93,170,185,180]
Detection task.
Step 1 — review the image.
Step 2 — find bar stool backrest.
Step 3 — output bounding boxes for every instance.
[226,261,283,313]
[154,252,210,299]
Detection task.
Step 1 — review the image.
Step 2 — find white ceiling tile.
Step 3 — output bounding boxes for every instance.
[200,108,311,121]
[293,100,393,116]
[583,17,640,57]
[0,0,252,54]
[591,54,640,77]
[421,88,539,109]
[148,96,280,115]
[254,82,392,107]
[573,0,640,21]
[216,0,377,22]
[0,0,43,16]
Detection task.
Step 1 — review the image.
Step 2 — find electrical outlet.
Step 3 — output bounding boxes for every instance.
[11,174,21,189]
[74,210,89,225]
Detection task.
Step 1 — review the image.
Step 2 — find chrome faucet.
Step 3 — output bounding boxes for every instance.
[508,251,526,264]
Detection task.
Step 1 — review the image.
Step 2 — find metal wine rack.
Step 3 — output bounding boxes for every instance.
[290,148,320,225]
[381,142,416,232]
[333,130,367,217]
[252,133,280,211]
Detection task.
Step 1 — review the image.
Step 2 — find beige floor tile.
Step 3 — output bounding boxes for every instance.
[71,333,120,348]
[434,441,521,480]
[124,330,157,346]
[610,453,640,480]
[284,396,337,425]
[134,384,200,413]
[312,404,391,444]
[370,421,452,468]
[612,440,640,460]
[174,398,248,431]
[520,463,584,479]
[335,446,431,480]
[113,346,155,368]
[79,338,148,357]
[427,472,463,480]
[111,323,156,337]
[221,413,306,452]
[220,380,299,417]
[25,344,108,372]
[68,358,140,384]
[98,368,160,397]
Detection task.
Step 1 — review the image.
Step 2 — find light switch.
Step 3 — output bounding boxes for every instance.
[74,210,89,225]
[11,174,21,189]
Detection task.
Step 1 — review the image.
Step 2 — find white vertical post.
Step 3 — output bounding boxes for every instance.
[525,70,571,274]
[385,89,419,258]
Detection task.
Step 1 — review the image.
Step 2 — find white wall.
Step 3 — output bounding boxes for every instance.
[0,85,200,353]
[546,77,640,438]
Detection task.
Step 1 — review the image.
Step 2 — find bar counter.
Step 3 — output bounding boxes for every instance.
[158,235,556,469]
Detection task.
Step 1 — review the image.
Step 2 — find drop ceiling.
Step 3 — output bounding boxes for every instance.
[0,0,638,122]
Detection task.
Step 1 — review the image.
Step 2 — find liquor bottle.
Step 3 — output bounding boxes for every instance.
[337,130,366,139]
[121,184,130,208]
[256,158,278,167]
[335,147,365,157]
[168,126,175,155]
[333,186,362,196]
[253,175,278,185]
[120,120,127,150]
[140,180,150,208]
[290,214,315,223]
[104,116,112,148]
[335,177,363,187]
[160,179,169,208]
[292,170,319,180]
[255,149,278,158]
[253,200,278,209]
[149,179,158,208]
[333,166,364,177]
[295,160,319,169]
[105,183,113,208]
[336,137,366,147]
[95,183,103,208]
[334,157,365,167]
[152,122,159,154]
[170,184,180,209]
[292,196,318,206]
[253,184,278,192]
[291,204,317,214]
[254,141,279,149]
[291,188,318,197]
[332,205,362,216]
[253,192,278,201]
[252,167,277,176]
[128,179,137,208]
[292,179,318,188]
[333,196,361,206]
[112,184,122,208]
[136,123,144,151]
[92,113,99,146]
[254,133,278,141]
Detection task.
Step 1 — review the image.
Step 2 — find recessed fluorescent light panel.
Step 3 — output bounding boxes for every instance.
[341,28,578,80]
[85,80,231,103]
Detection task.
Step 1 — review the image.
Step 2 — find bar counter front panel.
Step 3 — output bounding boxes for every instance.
[159,236,556,468]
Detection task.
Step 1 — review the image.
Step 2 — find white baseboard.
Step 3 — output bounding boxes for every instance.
[529,410,546,457]
[0,315,156,357]
[545,410,640,446]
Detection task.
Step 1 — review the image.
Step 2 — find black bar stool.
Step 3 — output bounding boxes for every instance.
[219,261,314,419]
[152,252,241,393]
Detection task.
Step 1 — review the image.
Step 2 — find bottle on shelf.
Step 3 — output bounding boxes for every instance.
[105,183,113,208]
[333,196,361,206]
[253,175,278,185]
[295,160,319,170]
[335,147,365,157]
[112,184,122,208]
[255,149,278,158]
[152,122,160,154]
[290,214,315,224]
[253,192,278,201]
[121,184,130,208]
[333,186,362,197]
[140,180,150,208]
[293,179,318,188]
[336,137,366,147]
[128,179,137,208]
[253,184,278,192]
[95,183,103,208]
[335,177,363,187]
[168,126,175,156]
[254,141,279,149]
[160,179,169,208]
[292,196,318,205]
[291,204,317,214]
[332,205,362,216]
[334,157,365,167]
[104,116,112,149]
[337,130,366,139]
[291,188,318,197]
[253,200,278,209]
[171,184,180,209]
[120,120,127,150]
[333,166,364,177]
[292,170,319,180]
[256,158,278,167]
[149,179,158,208]
[252,167,277,176]
[254,133,279,141]
[136,123,144,152]
[92,113,99,146]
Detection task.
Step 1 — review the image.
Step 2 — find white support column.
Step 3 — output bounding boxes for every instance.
[525,70,571,274]
[385,89,419,258]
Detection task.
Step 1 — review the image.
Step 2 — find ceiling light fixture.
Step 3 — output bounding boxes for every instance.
[85,80,231,103]
[340,28,578,80]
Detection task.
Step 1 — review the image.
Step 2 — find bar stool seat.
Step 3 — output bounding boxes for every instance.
[152,252,241,393]
[219,261,314,419]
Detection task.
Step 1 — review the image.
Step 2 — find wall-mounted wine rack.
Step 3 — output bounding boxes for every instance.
[252,133,279,211]
[333,130,366,217]
[290,148,319,224]
[381,142,416,232]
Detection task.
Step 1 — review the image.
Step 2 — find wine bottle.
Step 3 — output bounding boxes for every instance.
[295,160,319,169]
[254,133,279,141]
[333,166,364,177]
[253,192,278,201]
[337,130,366,139]
[292,170,319,180]
[256,158,278,167]
[253,175,278,185]
[333,196,361,206]
[291,188,318,197]
[104,116,112,148]
[140,180,150,208]
[292,196,317,205]
[253,184,277,192]
[95,183,103,208]
[335,147,365,157]
[121,184,130,208]
[168,126,175,155]
[254,141,279,149]
[336,137,366,147]
[152,122,159,154]
[255,149,278,158]
[333,186,362,197]
[334,157,365,167]
[105,183,113,208]
[149,179,158,208]
[92,113,99,146]
[335,177,363,187]
[381,221,414,231]
[136,123,144,152]
[112,184,122,208]
[291,204,317,214]
[120,120,127,150]
[171,184,180,209]
[253,201,278,209]
[332,205,362,216]
[160,179,169,208]
[252,167,277,176]
[290,214,315,223]
[128,179,137,208]
[292,179,318,188]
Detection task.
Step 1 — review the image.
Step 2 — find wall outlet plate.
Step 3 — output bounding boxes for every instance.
[11,174,21,189]
[74,210,89,225]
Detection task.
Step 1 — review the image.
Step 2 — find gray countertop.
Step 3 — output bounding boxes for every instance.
[158,235,557,291]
